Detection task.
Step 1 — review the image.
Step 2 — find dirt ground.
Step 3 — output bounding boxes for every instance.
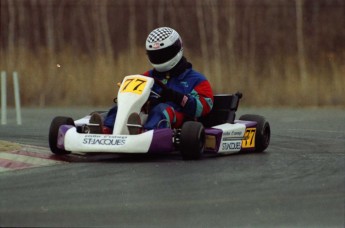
[0,140,21,152]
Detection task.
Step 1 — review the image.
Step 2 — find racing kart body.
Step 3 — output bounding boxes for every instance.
[49,75,270,160]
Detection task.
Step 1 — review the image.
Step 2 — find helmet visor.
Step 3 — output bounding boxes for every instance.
[147,39,182,64]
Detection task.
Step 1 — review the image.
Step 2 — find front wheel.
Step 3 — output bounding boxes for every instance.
[239,114,270,152]
[49,116,74,155]
[179,121,205,160]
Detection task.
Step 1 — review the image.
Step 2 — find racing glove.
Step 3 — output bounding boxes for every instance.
[161,88,189,107]
[153,78,189,107]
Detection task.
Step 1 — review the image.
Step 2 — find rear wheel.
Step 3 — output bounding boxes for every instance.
[49,116,74,155]
[180,121,205,160]
[239,114,270,152]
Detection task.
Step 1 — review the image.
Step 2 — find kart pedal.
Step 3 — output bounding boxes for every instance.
[89,112,104,134]
[127,113,142,135]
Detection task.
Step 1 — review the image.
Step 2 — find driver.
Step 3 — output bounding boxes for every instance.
[91,27,214,133]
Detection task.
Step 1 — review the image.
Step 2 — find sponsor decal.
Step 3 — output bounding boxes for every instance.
[223,132,231,136]
[181,95,188,107]
[180,81,189,88]
[222,130,243,137]
[221,141,241,151]
[231,131,242,136]
[162,79,168,85]
[82,135,127,146]
[242,128,256,148]
[153,42,160,49]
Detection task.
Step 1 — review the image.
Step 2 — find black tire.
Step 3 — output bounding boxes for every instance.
[239,114,270,152]
[49,116,74,155]
[180,121,205,160]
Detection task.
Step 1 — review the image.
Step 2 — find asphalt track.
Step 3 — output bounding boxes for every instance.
[0,107,344,227]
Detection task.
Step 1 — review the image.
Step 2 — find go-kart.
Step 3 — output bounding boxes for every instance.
[49,75,270,160]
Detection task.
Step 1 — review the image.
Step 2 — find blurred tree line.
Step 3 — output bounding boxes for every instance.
[0,0,344,106]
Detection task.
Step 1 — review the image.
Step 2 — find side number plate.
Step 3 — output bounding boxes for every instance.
[242,128,256,148]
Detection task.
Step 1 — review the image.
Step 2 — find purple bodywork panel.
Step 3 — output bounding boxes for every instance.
[235,120,257,128]
[57,125,74,150]
[148,128,174,153]
[204,128,223,153]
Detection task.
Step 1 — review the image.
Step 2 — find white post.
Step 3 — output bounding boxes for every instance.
[1,71,7,125]
[13,72,22,125]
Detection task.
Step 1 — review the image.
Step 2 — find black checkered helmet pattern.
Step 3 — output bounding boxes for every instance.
[146,27,174,44]
[146,27,184,72]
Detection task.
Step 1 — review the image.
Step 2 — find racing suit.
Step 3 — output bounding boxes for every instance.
[104,57,214,130]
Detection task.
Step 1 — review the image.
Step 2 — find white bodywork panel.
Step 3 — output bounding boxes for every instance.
[61,75,155,153]
[63,127,154,153]
[74,115,91,126]
[113,75,154,135]
[212,123,246,154]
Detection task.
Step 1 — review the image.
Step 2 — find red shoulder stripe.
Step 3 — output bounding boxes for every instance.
[194,80,214,116]
[142,71,150,76]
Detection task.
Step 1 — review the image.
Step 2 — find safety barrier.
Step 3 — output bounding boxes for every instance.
[1,71,22,125]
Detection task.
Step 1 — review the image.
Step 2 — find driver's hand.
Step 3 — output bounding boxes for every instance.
[161,88,188,107]
[153,77,188,107]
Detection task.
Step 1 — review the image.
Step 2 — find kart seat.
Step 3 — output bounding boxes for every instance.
[199,92,242,128]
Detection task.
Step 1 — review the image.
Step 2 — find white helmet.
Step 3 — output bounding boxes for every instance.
[146,27,183,72]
